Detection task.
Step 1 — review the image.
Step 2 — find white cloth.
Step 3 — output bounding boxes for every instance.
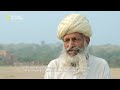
[44,55,111,79]
[57,14,92,40]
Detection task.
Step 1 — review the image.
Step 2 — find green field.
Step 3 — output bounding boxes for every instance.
[0,66,119,79]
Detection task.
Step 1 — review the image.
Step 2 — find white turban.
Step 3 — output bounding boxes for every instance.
[57,14,92,40]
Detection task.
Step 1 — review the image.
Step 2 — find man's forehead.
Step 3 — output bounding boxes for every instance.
[63,32,84,38]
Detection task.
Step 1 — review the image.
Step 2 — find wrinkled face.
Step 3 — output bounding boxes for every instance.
[63,32,89,57]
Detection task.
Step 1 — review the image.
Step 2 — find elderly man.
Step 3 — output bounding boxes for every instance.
[44,14,111,79]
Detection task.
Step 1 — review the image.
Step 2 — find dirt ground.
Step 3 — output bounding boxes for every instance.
[0,66,119,79]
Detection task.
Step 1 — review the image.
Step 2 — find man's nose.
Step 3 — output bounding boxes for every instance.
[68,40,75,49]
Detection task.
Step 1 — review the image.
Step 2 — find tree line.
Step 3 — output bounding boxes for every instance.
[0,42,120,67]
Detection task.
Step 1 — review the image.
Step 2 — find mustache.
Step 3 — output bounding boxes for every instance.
[65,47,84,52]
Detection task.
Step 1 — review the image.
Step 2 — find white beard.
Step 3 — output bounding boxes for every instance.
[59,48,89,74]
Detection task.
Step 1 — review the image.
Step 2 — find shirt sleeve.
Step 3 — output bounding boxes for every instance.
[102,62,111,79]
[44,60,56,79]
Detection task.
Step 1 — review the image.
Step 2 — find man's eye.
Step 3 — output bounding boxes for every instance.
[73,38,77,41]
[73,38,80,41]
[64,39,69,42]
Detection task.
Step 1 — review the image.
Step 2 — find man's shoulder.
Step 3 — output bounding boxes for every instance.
[47,58,60,67]
[89,54,108,65]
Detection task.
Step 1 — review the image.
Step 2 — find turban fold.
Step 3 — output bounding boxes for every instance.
[57,14,92,40]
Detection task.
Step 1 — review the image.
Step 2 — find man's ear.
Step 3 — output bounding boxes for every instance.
[86,36,90,45]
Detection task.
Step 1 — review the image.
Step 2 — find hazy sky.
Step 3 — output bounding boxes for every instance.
[0,11,120,45]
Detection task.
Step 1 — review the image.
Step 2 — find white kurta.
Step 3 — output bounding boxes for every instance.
[44,55,111,79]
